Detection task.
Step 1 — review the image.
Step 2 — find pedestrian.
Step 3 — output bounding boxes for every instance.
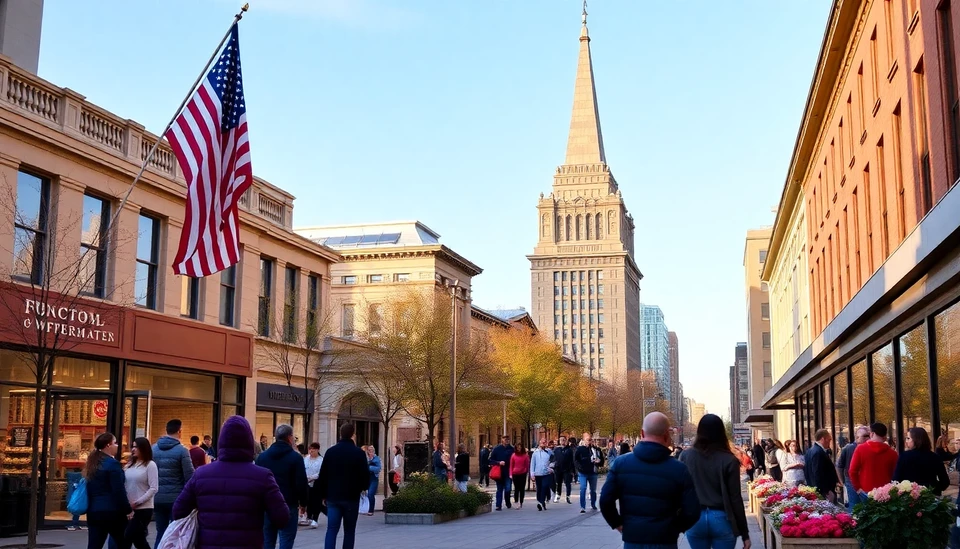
[893,426,950,495]
[257,435,269,456]
[256,424,309,549]
[432,441,449,483]
[780,440,805,487]
[752,440,766,476]
[600,413,701,549]
[152,419,194,547]
[201,435,216,461]
[304,442,323,528]
[188,436,207,469]
[490,435,515,510]
[171,416,289,549]
[389,445,404,495]
[619,441,631,458]
[84,433,130,549]
[738,445,755,481]
[121,437,157,549]
[836,426,867,509]
[679,414,751,549]
[317,423,369,549]
[454,444,470,492]
[530,439,553,512]
[510,442,530,508]
[849,422,898,497]
[479,444,491,487]
[552,436,574,504]
[765,439,784,482]
[606,440,619,462]
[365,445,382,515]
[804,429,839,503]
[574,432,604,513]
[65,472,86,532]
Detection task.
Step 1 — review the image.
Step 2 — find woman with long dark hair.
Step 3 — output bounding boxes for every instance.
[84,432,131,549]
[121,437,157,549]
[679,415,750,549]
[894,427,950,495]
[389,445,403,495]
[509,442,530,509]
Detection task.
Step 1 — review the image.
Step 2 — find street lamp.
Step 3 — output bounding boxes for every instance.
[446,280,461,459]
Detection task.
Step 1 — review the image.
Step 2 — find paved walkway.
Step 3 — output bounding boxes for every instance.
[1,480,764,548]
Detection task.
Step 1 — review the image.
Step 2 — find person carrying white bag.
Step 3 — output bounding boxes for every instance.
[170,416,289,549]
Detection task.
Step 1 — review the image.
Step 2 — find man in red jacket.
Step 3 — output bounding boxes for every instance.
[848,422,898,495]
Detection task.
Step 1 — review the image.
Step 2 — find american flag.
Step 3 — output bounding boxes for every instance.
[166,24,251,277]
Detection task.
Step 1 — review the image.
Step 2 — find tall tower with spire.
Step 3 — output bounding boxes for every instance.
[528,4,642,383]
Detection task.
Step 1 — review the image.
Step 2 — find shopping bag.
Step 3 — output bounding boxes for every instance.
[156,509,198,549]
[66,478,87,516]
[359,495,370,514]
[489,464,502,481]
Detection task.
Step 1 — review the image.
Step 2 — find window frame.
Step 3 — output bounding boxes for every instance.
[135,214,161,310]
[80,193,111,298]
[13,170,50,284]
[306,274,320,347]
[219,264,238,327]
[181,276,201,320]
[258,257,274,337]
[283,266,299,343]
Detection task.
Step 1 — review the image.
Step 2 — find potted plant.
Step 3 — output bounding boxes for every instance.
[770,498,858,548]
[383,473,493,525]
[852,480,955,549]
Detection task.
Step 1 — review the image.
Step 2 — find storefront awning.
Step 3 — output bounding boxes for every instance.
[743,409,774,424]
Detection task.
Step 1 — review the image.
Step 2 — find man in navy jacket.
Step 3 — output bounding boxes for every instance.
[804,428,839,502]
[317,423,369,549]
[256,424,309,549]
[600,412,700,548]
[488,436,515,510]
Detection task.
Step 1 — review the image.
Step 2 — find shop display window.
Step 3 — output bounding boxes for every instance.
[51,357,112,390]
[125,365,215,400]
[871,344,897,447]
[898,324,931,435]
[0,352,39,385]
[935,302,960,446]
[833,370,850,448]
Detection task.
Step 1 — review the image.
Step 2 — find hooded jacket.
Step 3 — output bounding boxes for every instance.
[172,416,289,549]
[152,435,195,505]
[255,439,309,509]
[848,440,898,493]
[599,441,700,545]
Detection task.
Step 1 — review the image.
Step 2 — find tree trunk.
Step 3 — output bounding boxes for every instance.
[382,419,390,499]
[426,421,436,473]
[27,382,42,548]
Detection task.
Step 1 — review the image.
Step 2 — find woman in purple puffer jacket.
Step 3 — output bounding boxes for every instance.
[172,416,289,549]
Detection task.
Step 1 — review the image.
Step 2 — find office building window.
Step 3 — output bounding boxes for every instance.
[759,249,768,263]
[258,257,273,336]
[598,284,604,295]
[554,315,560,325]
[599,328,604,338]
[761,303,770,320]
[598,299,604,309]
[555,301,560,311]
[554,329,559,340]
[599,358,605,368]
[368,274,383,283]
[599,343,605,354]
[763,361,772,376]
[342,304,355,338]
[597,270,603,280]
[761,332,771,349]
[562,314,568,324]
[135,214,160,309]
[598,314,604,323]
[572,314,578,325]
[589,299,595,309]
[553,271,559,281]
[572,329,577,339]
[181,277,200,320]
[283,266,298,343]
[572,285,578,296]
[563,286,569,296]
[342,275,357,285]
[562,272,567,281]
[395,273,410,282]
[554,286,560,296]
[80,193,110,297]
[564,344,569,354]
[369,303,383,335]
[306,274,320,346]
[563,329,568,339]
[13,171,50,283]
[219,265,237,327]
[589,271,594,280]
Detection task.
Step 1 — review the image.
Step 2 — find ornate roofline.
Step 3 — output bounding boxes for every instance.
[334,244,483,277]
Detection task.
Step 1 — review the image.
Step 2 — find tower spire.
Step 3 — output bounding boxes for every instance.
[564,0,606,165]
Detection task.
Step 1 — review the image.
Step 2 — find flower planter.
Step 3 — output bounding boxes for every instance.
[772,528,860,548]
[384,503,492,525]
[749,491,758,514]
[758,511,768,538]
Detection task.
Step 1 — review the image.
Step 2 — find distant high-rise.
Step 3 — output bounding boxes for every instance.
[743,228,773,437]
[528,5,641,382]
[640,304,670,403]
[730,343,749,424]
[0,0,43,73]
[667,331,680,421]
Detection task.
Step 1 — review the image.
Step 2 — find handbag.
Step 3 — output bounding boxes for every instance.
[359,494,370,514]
[66,478,88,516]
[489,463,502,481]
[392,471,401,484]
[156,509,198,549]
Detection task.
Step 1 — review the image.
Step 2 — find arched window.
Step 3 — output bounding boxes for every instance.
[541,214,550,239]
[555,215,562,242]
[608,210,617,235]
[565,215,572,241]
[576,215,583,241]
[585,213,592,240]
[595,213,602,239]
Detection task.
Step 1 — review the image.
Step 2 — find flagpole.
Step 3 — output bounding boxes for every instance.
[103,3,249,240]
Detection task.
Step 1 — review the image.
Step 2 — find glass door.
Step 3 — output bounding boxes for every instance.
[44,393,111,524]
[121,391,151,459]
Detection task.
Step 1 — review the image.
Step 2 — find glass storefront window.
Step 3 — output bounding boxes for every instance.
[806,390,816,448]
[52,357,112,390]
[0,351,40,385]
[833,371,850,447]
[898,324,931,434]
[936,302,960,444]
[148,401,213,445]
[820,381,832,441]
[223,377,240,404]
[255,410,309,446]
[125,366,215,400]
[851,360,869,426]
[872,344,897,447]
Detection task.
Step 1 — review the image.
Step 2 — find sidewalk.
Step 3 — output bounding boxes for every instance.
[0,479,764,548]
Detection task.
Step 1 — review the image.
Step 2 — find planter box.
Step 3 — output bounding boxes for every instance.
[384,503,492,525]
[749,492,757,514]
[772,528,860,549]
[758,510,769,537]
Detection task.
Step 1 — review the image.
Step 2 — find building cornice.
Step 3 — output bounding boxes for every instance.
[336,244,482,277]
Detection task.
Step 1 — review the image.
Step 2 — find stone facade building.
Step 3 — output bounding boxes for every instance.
[528,8,641,383]
[742,228,774,438]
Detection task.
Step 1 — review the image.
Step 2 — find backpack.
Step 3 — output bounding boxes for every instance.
[66,478,87,516]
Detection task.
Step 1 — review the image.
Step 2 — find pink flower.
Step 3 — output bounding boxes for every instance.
[917,511,923,517]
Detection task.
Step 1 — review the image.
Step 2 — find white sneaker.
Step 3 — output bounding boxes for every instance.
[309,520,318,529]
[553,495,560,503]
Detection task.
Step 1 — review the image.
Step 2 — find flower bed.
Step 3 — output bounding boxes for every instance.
[383,473,493,524]
[852,480,956,549]
[765,486,819,506]
[763,496,857,548]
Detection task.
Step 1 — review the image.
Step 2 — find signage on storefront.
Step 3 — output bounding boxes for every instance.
[93,400,108,419]
[22,298,117,343]
[9,426,31,447]
[256,383,314,412]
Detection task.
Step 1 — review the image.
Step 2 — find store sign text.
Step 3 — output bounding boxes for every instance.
[22,298,117,343]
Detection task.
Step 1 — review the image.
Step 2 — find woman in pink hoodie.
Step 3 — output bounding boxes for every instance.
[510,443,530,509]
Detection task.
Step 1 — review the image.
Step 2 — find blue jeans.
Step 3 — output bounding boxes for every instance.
[263,504,299,549]
[579,473,598,509]
[495,475,513,508]
[325,499,360,549]
[367,478,379,513]
[844,481,864,510]
[153,502,173,548]
[685,509,737,549]
[535,475,552,505]
[624,544,677,549]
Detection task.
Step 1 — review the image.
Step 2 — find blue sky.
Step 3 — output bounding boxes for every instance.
[39,0,831,418]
